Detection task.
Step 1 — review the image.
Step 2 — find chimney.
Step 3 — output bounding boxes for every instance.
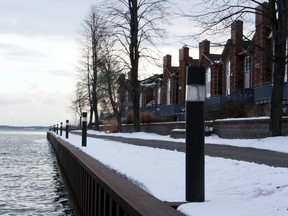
[179,46,189,62]
[163,54,172,67]
[199,40,210,60]
[255,2,269,30]
[231,20,243,44]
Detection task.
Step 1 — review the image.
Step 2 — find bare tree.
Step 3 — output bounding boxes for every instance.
[98,45,125,132]
[183,0,287,136]
[71,82,87,127]
[80,6,110,130]
[102,0,170,131]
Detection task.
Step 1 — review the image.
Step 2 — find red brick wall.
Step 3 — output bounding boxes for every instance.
[231,20,244,93]
[199,40,223,97]
[162,55,171,105]
[211,64,223,96]
[220,20,245,95]
[199,40,210,62]
[178,47,189,103]
[145,88,154,106]
[253,2,272,87]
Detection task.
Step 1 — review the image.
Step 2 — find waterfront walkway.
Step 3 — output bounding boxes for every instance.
[72,132,288,168]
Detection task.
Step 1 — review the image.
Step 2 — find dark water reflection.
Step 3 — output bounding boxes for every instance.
[0,130,77,215]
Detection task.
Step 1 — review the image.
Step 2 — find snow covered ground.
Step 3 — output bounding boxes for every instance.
[56,131,288,216]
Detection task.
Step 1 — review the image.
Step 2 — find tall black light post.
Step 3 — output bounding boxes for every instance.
[82,112,87,147]
[185,66,205,202]
[60,122,63,136]
[65,120,69,139]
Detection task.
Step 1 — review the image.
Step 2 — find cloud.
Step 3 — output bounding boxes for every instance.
[0,90,74,126]
[46,69,76,77]
[0,42,47,60]
[0,0,98,36]
[0,93,33,106]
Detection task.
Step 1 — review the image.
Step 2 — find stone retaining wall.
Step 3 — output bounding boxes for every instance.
[213,117,288,138]
[100,117,288,139]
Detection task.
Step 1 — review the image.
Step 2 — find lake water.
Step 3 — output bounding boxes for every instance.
[0,130,77,215]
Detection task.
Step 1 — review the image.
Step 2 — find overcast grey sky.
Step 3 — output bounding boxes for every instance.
[0,0,204,126]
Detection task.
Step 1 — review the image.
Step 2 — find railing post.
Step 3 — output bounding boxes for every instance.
[56,124,59,135]
[82,112,87,147]
[60,122,63,136]
[185,66,205,202]
[65,120,69,139]
[53,125,56,133]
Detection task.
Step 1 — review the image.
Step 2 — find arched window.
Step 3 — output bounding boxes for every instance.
[205,67,211,98]
[226,60,231,95]
[166,79,171,105]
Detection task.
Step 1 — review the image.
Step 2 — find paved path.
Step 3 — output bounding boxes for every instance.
[72,132,288,168]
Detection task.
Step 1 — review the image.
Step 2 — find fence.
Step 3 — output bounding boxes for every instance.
[47,132,184,216]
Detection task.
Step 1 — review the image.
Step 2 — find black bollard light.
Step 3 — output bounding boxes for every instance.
[56,124,59,135]
[65,120,69,139]
[60,122,63,136]
[82,112,87,147]
[185,66,205,202]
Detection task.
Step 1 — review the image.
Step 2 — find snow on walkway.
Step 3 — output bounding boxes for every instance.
[87,130,288,154]
[59,132,288,216]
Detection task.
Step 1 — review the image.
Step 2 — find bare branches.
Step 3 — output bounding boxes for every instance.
[97,0,170,131]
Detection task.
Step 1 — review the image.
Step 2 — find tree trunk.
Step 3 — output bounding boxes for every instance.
[92,16,100,131]
[116,113,122,132]
[269,50,285,136]
[88,107,93,129]
[129,0,141,132]
[269,0,286,136]
[107,69,123,132]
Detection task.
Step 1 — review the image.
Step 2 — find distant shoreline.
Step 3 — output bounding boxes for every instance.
[0,125,48,131]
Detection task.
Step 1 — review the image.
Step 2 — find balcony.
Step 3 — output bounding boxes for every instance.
[205,88,254,106]
[254,82,288,104]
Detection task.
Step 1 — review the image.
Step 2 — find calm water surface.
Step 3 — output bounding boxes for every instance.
[0,130,76,215]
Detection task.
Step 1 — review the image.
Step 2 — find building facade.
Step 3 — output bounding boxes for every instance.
[138,2,287,117]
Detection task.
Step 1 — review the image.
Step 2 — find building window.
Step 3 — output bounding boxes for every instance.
[285,37,288,82]
[205,67,211,98]
[244,55,251,88]
[226,60,231,95]
[139,93,143,108]
[157,86,161,104]
[166,79,171,105]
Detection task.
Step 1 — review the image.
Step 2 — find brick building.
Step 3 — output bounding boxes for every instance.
[138,2,287,112]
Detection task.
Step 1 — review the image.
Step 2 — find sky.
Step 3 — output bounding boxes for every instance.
[53,130,288,216]
[0,0,102,126]
[0,0,201,126]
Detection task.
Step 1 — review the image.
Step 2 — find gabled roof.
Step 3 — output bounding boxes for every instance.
[188,57,199,66]
[202,53,222,65]
[140,74,162,88]
[237,40,253,55]
[164,66,179,77]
